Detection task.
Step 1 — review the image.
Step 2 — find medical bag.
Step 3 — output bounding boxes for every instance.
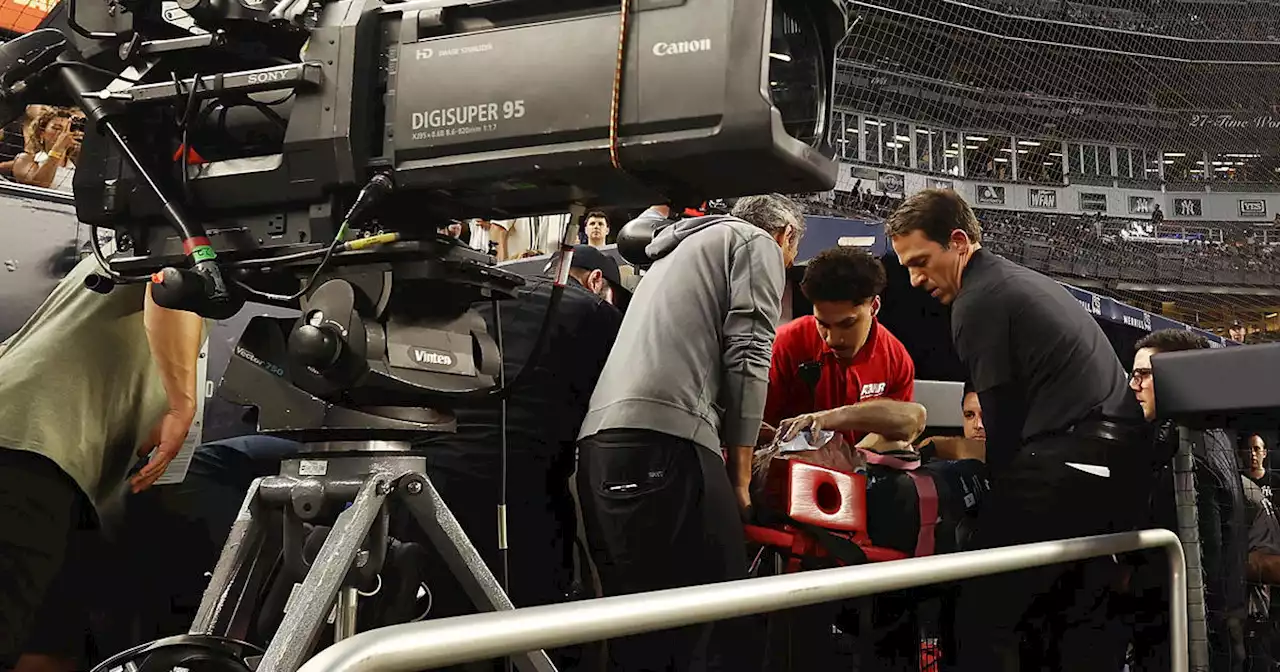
[748,446,989,569]
[863,450,989,557]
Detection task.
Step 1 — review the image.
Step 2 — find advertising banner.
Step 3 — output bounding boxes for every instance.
[1061,283,1227,347]
[1080,192,1108,213]
[1239,199,1267,217]
[877,171,905,195]
[1129,196,1156,215]
[1027,188,1058,209]
[1173,198,1203,217]
[976,185,1006,205]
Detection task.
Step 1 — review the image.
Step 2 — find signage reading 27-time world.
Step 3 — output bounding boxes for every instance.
[411,100,527,140]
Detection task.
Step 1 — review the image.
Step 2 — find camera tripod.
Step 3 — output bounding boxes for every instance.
[189,442,557,672]
[91,252,560,672]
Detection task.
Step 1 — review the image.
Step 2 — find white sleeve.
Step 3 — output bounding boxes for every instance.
[490,219,514,232]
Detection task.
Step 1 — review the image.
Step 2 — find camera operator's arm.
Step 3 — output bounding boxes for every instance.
[722,235,785,516]
[130,284,204,493]
[779,399,927,444]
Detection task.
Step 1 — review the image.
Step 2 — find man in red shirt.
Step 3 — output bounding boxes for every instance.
[764,246,916,441]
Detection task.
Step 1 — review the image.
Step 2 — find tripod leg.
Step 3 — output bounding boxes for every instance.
[400,473,559,672]
[256,472,391,672]
[192,476,268,635]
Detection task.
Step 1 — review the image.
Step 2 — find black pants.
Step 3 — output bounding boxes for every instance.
[952,434,1135,672]
[578,429,756,672]
[0,448,82,667]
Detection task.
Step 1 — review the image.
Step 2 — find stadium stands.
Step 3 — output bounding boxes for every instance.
[821,0,1280,345]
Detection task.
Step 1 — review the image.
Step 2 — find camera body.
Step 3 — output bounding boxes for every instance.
[3,0,848,434]
[50,0,846,268]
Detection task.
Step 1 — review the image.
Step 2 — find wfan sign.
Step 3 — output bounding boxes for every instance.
[1027,189,1057,210]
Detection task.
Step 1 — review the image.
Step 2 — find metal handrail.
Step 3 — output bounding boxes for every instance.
[299,529,1187,672]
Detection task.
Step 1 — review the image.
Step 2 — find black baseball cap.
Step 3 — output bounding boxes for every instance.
[545,245,630,297]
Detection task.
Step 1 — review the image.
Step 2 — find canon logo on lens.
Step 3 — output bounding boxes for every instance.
[652,38,712,57]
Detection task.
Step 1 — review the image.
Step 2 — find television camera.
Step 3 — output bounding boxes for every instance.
[0,0,847,668]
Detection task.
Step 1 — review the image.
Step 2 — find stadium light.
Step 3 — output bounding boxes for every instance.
[966,135,989,141]
[1017,140,1041,146]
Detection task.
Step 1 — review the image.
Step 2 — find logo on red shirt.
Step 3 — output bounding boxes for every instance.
[860,382,886,398]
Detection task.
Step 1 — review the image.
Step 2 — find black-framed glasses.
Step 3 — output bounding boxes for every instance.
[1129,368,1153,384]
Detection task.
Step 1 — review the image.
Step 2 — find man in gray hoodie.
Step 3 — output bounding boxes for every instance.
[577,194,803,672]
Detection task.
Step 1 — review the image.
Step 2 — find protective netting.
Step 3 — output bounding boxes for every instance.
[824,0,1280,343]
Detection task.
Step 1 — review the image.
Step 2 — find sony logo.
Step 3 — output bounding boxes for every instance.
[247,70,287,84]
[652,38,712,57]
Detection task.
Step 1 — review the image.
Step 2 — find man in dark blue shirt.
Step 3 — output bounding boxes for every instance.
[888,188,1146,672]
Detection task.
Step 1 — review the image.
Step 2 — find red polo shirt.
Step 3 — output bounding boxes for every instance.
[764,316,916,437]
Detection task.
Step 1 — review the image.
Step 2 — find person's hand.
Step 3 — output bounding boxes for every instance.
[51,128,82,156]
[777,410,830,443]
[131,407,195,493]
[734,484,753,523]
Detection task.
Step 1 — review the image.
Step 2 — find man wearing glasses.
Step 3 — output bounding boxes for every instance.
[1128,329,1248,672]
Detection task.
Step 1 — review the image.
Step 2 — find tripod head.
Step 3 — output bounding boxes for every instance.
[219,241,523,443]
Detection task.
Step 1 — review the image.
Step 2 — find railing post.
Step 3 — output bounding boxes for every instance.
[1167,533,1190,672]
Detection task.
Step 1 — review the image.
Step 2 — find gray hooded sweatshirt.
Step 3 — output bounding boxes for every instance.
[578,209,785,453]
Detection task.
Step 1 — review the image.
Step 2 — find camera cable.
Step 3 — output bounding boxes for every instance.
[493,295,513,672]
[608,0,632,170]
[231,173,395,302]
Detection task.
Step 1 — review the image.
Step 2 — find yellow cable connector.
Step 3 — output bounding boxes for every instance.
[343,233,400,251]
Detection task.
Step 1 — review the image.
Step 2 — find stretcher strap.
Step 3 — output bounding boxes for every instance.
[907,471,939,557]
[860,448,922,471]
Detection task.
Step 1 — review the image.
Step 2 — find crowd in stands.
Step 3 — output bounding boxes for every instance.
[799,185,901,220]
[976,209,1280,283]
[966,0,1280,42]
[798,189,1280,285]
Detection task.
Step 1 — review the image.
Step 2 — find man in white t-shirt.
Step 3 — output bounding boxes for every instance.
[467,219,512,257]
[473,215,580,260]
